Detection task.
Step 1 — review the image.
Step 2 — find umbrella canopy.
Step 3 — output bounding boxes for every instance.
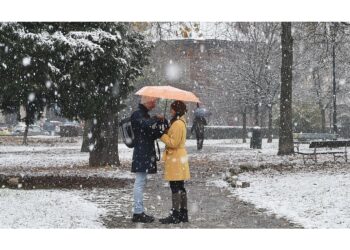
[135,85,201,103]
[194,107,212,118]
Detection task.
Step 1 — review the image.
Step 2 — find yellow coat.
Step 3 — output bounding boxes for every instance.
[160,116,190,181]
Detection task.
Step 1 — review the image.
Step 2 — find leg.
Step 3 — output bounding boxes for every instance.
[159,181,183,224]
[198,136,204,150]
[132,172,153,223]
[345,146,348,162]
[178,181,189,223]
[197,134,204,150]
[133,172,147,214]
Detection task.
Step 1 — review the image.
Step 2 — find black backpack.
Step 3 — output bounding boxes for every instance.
[119,116,161,161]
[119,116,135,148]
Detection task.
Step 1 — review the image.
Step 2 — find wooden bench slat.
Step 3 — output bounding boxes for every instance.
[309,140,350,148]
[297,151,344,155]
[293,133,338,141]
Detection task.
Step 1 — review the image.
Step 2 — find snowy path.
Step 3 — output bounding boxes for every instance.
[93,159,299,228]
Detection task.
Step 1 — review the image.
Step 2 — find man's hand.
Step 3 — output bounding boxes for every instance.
[154,114,165,121]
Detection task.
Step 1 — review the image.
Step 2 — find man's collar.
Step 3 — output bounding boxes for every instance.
[139,103,149,112]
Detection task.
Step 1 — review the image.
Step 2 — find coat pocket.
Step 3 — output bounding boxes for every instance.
[165,148,175,155]
[163,148,175,161]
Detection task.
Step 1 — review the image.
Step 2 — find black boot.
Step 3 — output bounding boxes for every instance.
[159,192,181,224]
[132,212,154,223]
[179,208,189,223]
[179,191,189,222]
[159,209,181,224]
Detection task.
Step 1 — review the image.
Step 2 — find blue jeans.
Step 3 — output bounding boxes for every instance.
[133,172,148,214]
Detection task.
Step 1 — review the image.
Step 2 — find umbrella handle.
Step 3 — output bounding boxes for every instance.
[163,99,168,118]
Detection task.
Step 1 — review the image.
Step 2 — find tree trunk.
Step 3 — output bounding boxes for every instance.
[254,89,260,126]
[278,22,294,155]
[242,106,247,143]
[260,108,264,129]
[88,117,104,167]
[267,105,273,143]
[108,112,120,166]
[23,123,29,145]
[88,110,120,167]
[313,69,326,133]
[329,108,333,132]
[81,119,92,152]
[321,108,326,133]
[332,40,338,134]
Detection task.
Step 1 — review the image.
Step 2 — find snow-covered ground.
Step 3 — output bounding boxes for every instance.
[233,169,350,228]
[203,139,350,228]
[1,136,350,228]
[0,189,105,228]
[0,139,134,169]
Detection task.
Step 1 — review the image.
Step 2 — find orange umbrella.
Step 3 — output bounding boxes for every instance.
[135,85,201,103]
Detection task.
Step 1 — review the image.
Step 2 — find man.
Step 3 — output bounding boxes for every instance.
[191,116,207,150]
[130,96,167,223]
[191,104,207,150]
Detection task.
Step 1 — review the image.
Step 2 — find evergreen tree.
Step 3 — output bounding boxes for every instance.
[49,22,151,166]
[1,22,151,166]
[0,23,56,144]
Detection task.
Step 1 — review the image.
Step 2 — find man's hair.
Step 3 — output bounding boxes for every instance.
[141,96,157,104]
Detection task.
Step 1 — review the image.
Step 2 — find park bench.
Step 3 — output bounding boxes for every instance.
[294,133,349,163]
[299,140,350,164]
[293,133,338,152]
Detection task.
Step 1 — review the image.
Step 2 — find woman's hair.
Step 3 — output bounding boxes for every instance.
[170,100,187,124]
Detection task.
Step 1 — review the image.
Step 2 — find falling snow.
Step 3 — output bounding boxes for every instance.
[22,56,31,66]
[28,93,35,102]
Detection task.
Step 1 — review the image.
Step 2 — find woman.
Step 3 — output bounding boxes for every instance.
[159,100,190,224]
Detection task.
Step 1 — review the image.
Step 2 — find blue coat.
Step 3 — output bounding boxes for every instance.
[131,104,165,174]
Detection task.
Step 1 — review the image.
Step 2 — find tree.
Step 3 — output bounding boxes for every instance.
[223,22,281,142]
[1,22,151,166]
[300,22,350,134]
[49,23,151,166]
[292,104,323,132]
[133,22,202,40]
[278,22,294,155]
[0,22,56,144]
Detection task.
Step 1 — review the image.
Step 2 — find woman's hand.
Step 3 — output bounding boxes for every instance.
[163,127,169,134]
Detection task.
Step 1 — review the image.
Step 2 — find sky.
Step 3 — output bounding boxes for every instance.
[0,0,349,22]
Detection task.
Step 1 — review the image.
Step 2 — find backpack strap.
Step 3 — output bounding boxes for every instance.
[155,140,161,161]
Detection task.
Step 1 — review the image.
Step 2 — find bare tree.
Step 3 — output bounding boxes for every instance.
[223,22,281,142]
[300,22,350,133]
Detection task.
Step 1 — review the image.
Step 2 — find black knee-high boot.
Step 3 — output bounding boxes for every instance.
[159,193,181,224]
[179,191,189,222]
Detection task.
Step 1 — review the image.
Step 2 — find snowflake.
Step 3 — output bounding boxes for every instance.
[22,57,31,66]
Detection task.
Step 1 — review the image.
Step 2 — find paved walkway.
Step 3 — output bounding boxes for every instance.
[83,145,302,228]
